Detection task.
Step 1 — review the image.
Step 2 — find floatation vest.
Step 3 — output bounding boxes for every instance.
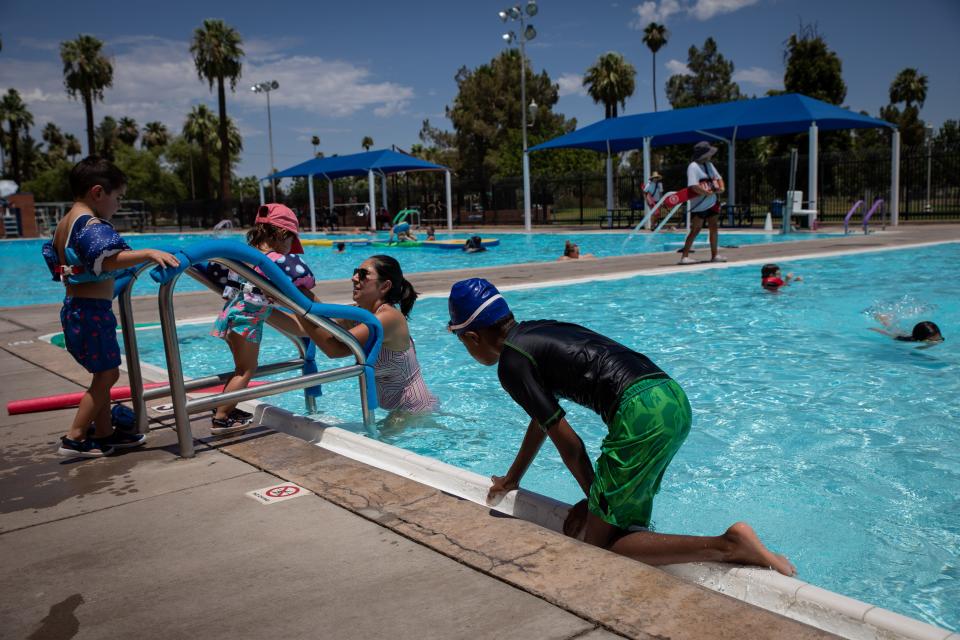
[42,214,133,285]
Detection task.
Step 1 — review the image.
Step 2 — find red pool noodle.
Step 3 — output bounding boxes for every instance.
[7,380,266,415]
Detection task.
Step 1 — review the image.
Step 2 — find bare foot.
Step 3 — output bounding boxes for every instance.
[723,522,796,576]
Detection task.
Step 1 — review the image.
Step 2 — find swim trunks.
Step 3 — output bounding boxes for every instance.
[60,297,122,373]
[212,296,273,344]
[588,376,692,529]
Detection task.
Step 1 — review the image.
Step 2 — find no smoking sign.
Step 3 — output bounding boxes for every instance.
[247,482,313,505]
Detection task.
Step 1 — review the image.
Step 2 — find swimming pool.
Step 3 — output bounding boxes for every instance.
[128,242,959,631]
[0,229,838,307]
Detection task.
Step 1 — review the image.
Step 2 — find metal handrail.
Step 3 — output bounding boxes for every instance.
[153,247,379,458]
[843,200,864,235]
[116,262,312,435]
[862,198,884,234]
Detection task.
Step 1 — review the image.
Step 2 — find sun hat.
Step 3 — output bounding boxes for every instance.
[255,203,304,253]
[692,141,718,162]
[448,278,511,335]
[650,171,663,180]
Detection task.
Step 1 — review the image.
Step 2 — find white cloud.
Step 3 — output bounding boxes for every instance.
[0,34,415,143]
[632,0,682,25]
[556,73,586,97]
[733,66,781,88]
[631,0,759,26]
[665,59,691,76]
[689,0,760,20]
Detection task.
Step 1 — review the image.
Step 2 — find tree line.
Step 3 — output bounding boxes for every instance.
[2,20,957,216]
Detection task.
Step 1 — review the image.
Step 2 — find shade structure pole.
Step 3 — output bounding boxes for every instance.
[808,121,818,213]
[327,178,334,224]
[643,137,652,230]
[368,169,377,231]
[445,170,453,232]
[890,129,900,226]
[307,174,316,232]
[727,138,736,212]
[605,141,614,229]
[380,173,389,216]
[259,179,265,205]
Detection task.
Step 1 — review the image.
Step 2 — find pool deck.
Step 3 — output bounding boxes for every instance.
[3,225,959,640]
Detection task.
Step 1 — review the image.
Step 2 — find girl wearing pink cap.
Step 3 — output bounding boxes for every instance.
[209,203,317,434]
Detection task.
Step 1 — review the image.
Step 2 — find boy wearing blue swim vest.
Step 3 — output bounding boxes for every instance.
[447,278,795,575]
[42,157,179,458]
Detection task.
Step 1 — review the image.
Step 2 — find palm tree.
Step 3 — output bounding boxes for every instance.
[183,104,218,199]
[141,121,170,150]
[889,68,928,110]
[642,23,669,112]
[0,88,34,183]
[212,114,243,159]
[64,133,83,161]
[96,116,118,159]
[60,35,114,156]
[361,136,374,151]
[190,19,244,210]
[117,116,139,146]
[42,122,66,163]
[311,135,320,156]
[583,52,636,118]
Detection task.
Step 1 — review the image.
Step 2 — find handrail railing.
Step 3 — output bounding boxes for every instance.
[843,200,864,235]
[114,240,382,457]
[862,199,884,234]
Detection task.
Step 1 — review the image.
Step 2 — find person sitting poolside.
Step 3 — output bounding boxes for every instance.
[558,240,595,261]
[446,278,796,576]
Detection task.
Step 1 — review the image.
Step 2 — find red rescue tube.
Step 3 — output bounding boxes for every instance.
[7,381,266,415]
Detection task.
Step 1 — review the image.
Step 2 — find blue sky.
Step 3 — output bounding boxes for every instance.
[2,0,958,179]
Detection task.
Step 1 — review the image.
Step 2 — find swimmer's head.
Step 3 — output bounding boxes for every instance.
[761,264,781,279]
[448,278,514,365]
[760,263,783,290]
[910,321,944,343]
[563,240,580,258]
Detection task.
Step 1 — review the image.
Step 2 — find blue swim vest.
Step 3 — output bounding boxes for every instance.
[42,214,133,284]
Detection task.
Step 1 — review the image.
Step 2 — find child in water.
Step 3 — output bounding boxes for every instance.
[760,263,801,290]
[870,315,944,343]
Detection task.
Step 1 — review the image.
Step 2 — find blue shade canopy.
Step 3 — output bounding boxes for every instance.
[267,149,449,180]
[529,94,894,154]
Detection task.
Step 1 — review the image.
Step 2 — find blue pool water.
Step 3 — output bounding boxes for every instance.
[1,229,838,307]
[124,243,960,630]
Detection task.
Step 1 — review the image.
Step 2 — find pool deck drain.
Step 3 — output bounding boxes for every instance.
[2,224,959,639]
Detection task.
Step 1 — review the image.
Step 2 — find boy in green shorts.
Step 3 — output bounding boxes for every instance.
[448,278,795,575]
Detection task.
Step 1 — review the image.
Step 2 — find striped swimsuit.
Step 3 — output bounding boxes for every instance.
[374,338,438,414]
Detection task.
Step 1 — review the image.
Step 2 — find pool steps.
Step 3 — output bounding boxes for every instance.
[252,403,956,640]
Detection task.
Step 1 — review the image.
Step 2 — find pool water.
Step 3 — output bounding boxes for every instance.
[130,243,958,631]
[0,229,838,307]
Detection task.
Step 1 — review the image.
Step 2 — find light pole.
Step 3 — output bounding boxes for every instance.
[924,124,933,213]
[500,1,538,231]
[252,80,280,200]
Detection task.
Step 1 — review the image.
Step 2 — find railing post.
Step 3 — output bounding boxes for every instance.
[158,277,195,458]
[118,274,149,434]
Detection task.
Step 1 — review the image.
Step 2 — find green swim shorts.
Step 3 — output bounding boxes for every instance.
[588,376,692,530]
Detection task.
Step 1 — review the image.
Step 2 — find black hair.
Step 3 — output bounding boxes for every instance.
[246,222,290,248]
[898,321,943,342]
[564,240,577,257]
[475,312,516,341]
[761,264,780,278]
[369,254,418,317]
[70,156,127,199]
[335,242,345,251]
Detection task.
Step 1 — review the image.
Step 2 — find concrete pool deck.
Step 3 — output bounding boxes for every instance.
[2,224,959,639]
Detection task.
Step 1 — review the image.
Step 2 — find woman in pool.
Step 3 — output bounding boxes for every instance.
[295,255,438,416]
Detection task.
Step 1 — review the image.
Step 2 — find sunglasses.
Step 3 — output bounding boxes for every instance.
[353,267,376,282]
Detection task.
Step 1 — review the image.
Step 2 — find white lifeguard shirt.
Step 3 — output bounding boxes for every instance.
[686,161,722,212]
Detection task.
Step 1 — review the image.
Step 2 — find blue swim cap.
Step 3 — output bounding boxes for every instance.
[448,278,511,335]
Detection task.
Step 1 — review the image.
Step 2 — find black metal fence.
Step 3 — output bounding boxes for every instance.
[173,149,959,230]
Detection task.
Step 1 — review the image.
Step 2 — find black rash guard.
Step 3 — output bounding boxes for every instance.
[497,320,668,430]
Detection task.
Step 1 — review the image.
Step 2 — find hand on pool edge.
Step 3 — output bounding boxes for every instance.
[487,475,518,504]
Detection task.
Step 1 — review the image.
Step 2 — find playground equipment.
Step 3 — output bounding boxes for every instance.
[392,208,421,229]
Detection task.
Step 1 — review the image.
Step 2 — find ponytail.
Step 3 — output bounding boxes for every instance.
[369,254,418,317]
